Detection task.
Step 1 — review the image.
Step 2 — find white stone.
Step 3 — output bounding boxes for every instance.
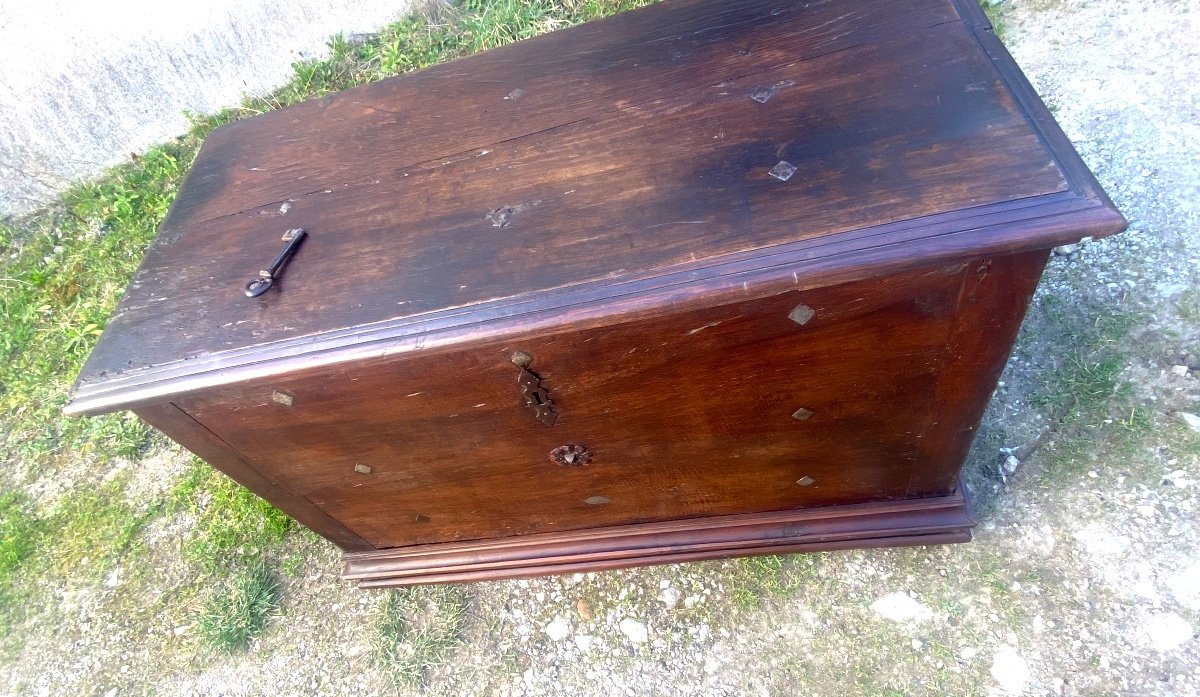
[1177,411,1200,432]
[1164,469,1191,486]
[1171,365,1190,377]
[618,618,648,644]
[574,635,593,651]
[658,586,680,608]
[990,645,1030,695]
[1003,455,1020,475]
[1166,561,1200,611]
[959,646,978,661]
[871,592,932,623]
[1142,612,1194,652]
[544,618,570,642]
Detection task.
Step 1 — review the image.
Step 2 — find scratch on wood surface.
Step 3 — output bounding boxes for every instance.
[749,80,796,103]
[687,321,722,335]
[645,220,706,229]
[486,200,542,227]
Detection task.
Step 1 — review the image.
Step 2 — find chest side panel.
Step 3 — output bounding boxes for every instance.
[174,261,977,548]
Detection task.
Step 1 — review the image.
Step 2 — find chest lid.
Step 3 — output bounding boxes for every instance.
[67,0,1125,415]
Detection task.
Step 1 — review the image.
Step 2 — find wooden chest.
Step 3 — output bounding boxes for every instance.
[67,0,1126,586]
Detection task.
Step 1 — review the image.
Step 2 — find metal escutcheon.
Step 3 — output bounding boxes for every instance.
[550,444,592,467]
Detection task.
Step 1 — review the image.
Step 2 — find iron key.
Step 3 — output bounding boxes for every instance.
[244,228,307,298]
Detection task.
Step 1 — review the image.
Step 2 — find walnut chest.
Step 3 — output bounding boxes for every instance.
[67,0,1126,586]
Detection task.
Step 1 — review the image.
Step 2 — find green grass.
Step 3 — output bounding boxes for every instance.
[979,1,1010,40]
[1175,287,1200,324]
[197,558,283,654]
[0,493,38,587]
[0,478,157,654]
[0,146,182,465]
[1030,298,1139,418]
[167,459,294,572]
[42,480,157,576]
[1022,294,1153,482]
[377,584,469,687]
[727,554,820,610]
[0,493,40,636]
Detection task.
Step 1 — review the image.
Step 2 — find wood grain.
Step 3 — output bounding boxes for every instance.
[171,0,963,225]
[134,402,373,551]
[171,255,1033,549]
[341,487,975,586]
[65,0,1116,407]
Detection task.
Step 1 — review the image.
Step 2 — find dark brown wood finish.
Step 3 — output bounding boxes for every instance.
[134,402,373,551]
[67,0,1127,585]
[66,0,1124,414]
[342,488,975,587]
[171,253,1039,549]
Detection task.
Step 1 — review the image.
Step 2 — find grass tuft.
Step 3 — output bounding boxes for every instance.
[0,493,38,586]
[377,584,469,687]
[980,0,1010,40]
[1019,291,1155,484]
[728,554,818,610]
[168,459,294,572]
[197,558,283,654]
[0,493,41,636]
[458,0,561,52]
[44,481,157,577]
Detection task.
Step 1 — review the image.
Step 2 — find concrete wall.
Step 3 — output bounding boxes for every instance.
[0,0,411,217]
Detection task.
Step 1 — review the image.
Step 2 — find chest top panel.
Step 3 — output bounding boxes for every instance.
[69,0,1125,414]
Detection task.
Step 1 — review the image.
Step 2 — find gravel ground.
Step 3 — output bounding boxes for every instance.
[3,0,1199,695]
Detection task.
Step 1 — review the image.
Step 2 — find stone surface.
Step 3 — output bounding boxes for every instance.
[1143,613,1195,652]
[544,618,570,642]
[618,618,648,644]
[871,592,932,624]
[990,646,1031,695]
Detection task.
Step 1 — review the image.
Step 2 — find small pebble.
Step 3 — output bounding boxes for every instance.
[619,618,648,644]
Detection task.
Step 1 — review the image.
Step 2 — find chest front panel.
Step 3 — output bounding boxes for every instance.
[174,260,977,549]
